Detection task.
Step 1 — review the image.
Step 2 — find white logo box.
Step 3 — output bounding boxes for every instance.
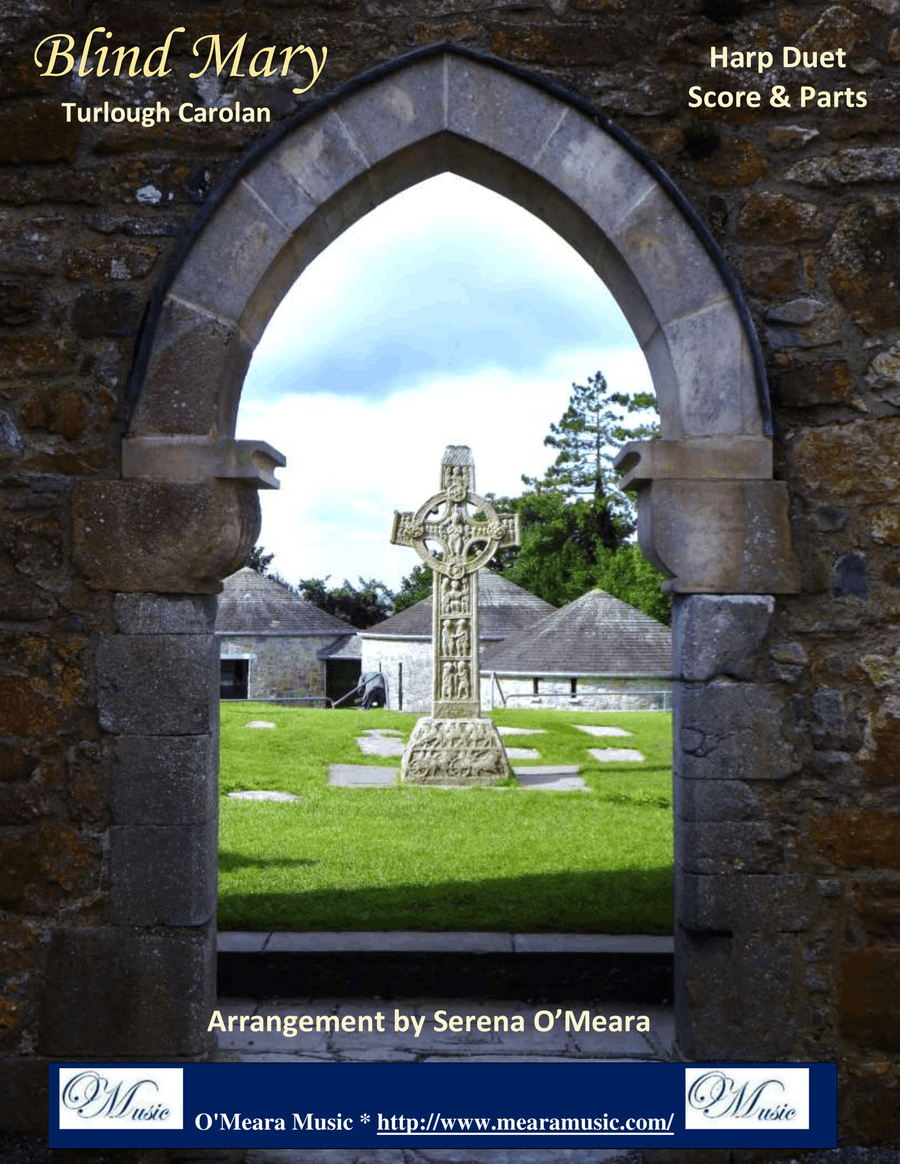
[58,1066,184,1130]
[685,1066,810,1131]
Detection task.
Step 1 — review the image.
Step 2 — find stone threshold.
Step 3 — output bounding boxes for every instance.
[219,930,673,955]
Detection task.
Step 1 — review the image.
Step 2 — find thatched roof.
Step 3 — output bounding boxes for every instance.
[481,589,671,677]
[362,570,554,641]
[216,568,354,636]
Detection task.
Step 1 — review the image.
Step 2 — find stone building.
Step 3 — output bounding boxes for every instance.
[360,569,555,711]
[483,588,672,710]
[4,1,900,1153]
[216,567,360,702]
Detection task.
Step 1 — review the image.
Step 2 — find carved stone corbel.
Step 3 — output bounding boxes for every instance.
[72,437,286,593]
[615,437,800,594]
[121,436,285,490]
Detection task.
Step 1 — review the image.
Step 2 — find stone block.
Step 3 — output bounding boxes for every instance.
[113,593,219,635]
[525,98,657,249]
[774,360,851,408]
[676,928,800,1060]
[0,823,99,914]
[122,436,285,490]
[40,926,215,1057]
[258,104,374,206]
[654,300,763,439]
[110,735,215,825]
[633,478,800,594]
[130,296,253,439]
[825,198,900,334]
[839,948,900,1051]
[676,870,814,933]
[676,682,800,781]
[672,594,774,681]
[617,437,773,489]
[810,810,900,870]
[738,191,824,243]
[71,288,143,339]
[0,1056,50,1134]
[337,52,446,167]
[73,480,260,593]
[167,180,290,326]
[0,334,77,378]
[616,183,731,327]
[447,54,585,182]
[674,776,766,822]
[97,633,218,735]
[0,100,80,164]
[677,820,779,875]
[789,417,900,504]
[109,820,217,926]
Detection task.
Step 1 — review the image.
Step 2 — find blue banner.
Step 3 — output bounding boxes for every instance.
[51,1061,836,1150]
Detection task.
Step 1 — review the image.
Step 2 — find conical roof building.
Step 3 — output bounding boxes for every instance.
[216,567,353,636]
[216,568,360,702]
[483,588,671,676]
[482,589,671,711]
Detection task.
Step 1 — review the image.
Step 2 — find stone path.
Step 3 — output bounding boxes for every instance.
[321,721,650,790]
[514,766,587,790]
[228,790,301,802]
[573,725,632,738]
[589,748,646,763]
[356,728,405,756]
[328,765,397,786]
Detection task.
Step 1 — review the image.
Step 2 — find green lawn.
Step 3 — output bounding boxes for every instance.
[218,704,673,934]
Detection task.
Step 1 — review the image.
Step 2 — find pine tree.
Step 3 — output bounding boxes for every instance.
[522,370,657,550]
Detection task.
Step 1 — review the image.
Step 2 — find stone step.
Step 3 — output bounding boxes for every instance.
[218,931,673,1003]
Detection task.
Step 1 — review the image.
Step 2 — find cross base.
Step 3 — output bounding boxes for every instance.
[401,717,511,786]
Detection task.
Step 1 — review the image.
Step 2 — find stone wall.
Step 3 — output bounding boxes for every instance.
[487,675,672,711]
[2,0,900,1152]
[361,638,432,712]
[220,634,328,701]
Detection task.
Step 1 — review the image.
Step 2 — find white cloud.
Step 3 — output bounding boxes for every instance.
[238,348,652,589]
[235,174,653,592]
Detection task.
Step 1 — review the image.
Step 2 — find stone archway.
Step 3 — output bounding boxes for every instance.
[77,43,802,1064]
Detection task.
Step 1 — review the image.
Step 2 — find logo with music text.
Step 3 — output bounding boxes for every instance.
[685,1067,809,1130]
[58,1067,183,1130]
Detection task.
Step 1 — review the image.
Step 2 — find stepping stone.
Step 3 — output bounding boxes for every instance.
[496,726,546,736]
[589,747,645,763]
[504,747,540,760]
[513,766,588,791]
[244,721,276,729]
[328,764,398,786]
[360,728,402,736]
[227,790,300,802]
[573,725,632,737]
[357,735,405,757]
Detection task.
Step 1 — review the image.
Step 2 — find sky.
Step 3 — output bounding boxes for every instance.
[236,173,654,591]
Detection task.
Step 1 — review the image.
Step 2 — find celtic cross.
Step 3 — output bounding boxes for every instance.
[391,446,520,718]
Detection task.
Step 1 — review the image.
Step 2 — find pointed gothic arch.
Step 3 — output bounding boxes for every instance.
[84,44,802,1067]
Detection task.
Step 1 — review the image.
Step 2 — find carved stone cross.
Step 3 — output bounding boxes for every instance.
[391,446,520,719]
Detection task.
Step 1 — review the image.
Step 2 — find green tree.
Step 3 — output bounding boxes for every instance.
[490,370,670,620]
[298,576,393,629]
[593,542,672,624]
[523,370,657,551]
[244,544,275,574]
[393,563,432,612]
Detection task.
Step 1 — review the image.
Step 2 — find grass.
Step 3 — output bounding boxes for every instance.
[218,704,673,934]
